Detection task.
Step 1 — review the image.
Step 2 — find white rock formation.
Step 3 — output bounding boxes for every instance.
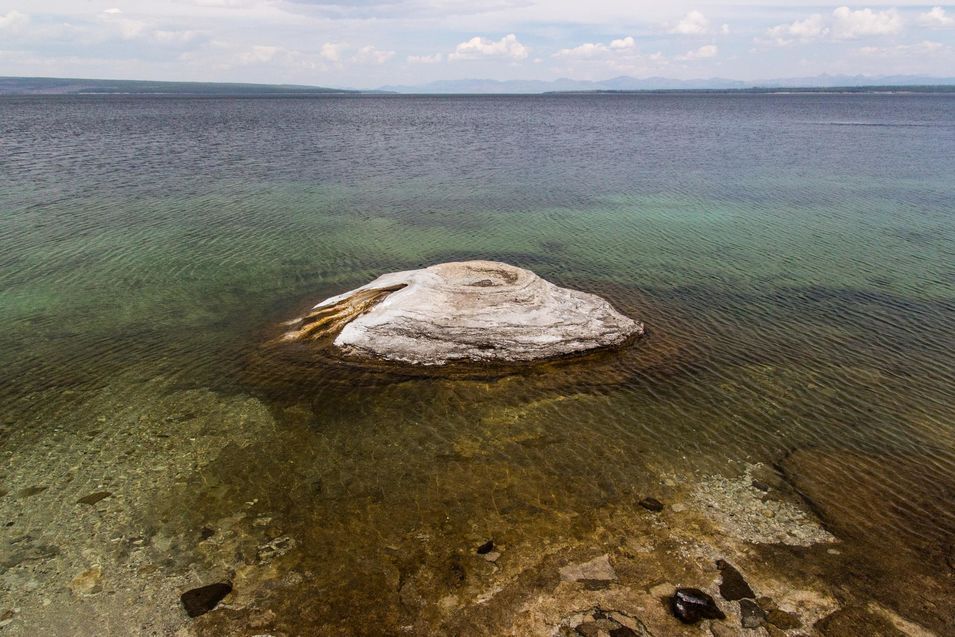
[281,261,643,365]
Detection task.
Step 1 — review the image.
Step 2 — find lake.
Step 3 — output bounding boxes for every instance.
[1,94,953,635]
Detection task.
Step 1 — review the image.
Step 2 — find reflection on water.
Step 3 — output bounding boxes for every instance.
[0,94,954,635]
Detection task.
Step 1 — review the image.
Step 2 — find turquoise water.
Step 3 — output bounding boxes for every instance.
[0,94,953,635]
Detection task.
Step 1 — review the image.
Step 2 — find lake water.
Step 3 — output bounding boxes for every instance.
[1,94,953,636]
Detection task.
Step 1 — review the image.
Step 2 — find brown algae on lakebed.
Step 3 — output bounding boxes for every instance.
[2,359,952,636]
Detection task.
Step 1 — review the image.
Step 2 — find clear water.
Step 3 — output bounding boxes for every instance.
[1,94,953,635]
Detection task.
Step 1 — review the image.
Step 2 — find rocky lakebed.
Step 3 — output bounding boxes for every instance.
[1,265,952,636]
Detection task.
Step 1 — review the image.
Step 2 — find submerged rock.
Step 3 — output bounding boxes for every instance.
[180,582,232,618]
[767,608,802,630]
[716,559,755,601]
[739,599,767,628]
[281,261,643,365]
[476,540,494,555]
[556,608,650,637]
[670,588,725,624]
[690,465,836,546]
[18,486,47,498]
[559,554,617,583]
[77,491,112,506]
[639,497,664,512]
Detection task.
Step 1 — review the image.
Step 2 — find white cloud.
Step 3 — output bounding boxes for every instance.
[236,44,329,70]
[4,1,955,89]
[554,35,636,59]
[550,34,669,77]
[352,45,395,64]
[239,44,280,64]
[765,14,829,46]
[609,36,635,50]
[449,34,528,61]
[831,7,902,39]
[407,53,443,64]
[98,9,149,41]
[303,42,394,66]
[678,44,718,60]
[554,42,609,58]
[0,9,29,32]
[670,11,709,35]
[320,42,345,62]
[918,7,955,28]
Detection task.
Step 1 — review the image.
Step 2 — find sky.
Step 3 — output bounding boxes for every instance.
[1,1,955,88]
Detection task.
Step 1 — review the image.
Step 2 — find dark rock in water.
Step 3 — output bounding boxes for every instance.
[476,540,494,555]
[767,608,802,630]
[670,588,726,624]
[751,480,771,492]
[639,497,664,512]
[199,526,216,540]
[739,599,767,628]
[77,491,112,506]
[180,582,232,618]
[717,559,755,600]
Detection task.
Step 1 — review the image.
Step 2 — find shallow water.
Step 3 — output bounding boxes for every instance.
[1,94,953,636]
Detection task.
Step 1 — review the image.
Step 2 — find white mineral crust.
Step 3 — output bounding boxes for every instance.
[284,260,643,365]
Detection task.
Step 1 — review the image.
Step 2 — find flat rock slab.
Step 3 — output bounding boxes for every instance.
[716,559,755,600]
[559,554,617,582]
[282,261,643,365]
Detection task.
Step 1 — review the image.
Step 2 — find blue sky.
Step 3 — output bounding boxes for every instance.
[1,1,954,88]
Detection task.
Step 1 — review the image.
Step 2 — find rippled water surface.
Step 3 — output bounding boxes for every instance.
[1,94,953,636]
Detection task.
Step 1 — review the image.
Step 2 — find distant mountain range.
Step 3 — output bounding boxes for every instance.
[0,76,358,96]
[3,74,955,97]
[379,74,955,94]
